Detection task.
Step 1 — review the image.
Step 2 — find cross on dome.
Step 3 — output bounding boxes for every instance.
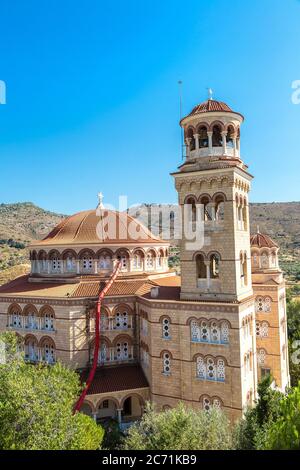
[97,192,104,209]
[207,87,213,101]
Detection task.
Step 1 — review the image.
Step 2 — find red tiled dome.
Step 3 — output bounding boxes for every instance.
[182,99,244,121]
[250,232,278,249]
[33,209,163,247]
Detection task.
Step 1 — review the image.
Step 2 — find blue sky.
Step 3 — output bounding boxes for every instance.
[0,0,299,214]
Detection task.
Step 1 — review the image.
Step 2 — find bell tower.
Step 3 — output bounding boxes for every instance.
[172,94,253,302]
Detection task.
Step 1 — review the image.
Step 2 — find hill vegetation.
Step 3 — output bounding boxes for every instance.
[0,201,299,285]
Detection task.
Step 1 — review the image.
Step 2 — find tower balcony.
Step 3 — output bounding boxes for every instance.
[187,146,239,160]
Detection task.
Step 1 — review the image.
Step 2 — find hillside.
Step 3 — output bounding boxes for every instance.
[0,201,299,284]
[0,203,65,273]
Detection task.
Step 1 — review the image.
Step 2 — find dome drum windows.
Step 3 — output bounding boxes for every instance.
[98,252,113,271]
[145,250,156,271]
[190,319,230,345]
[63,251,77,273]
[132,250,144,271]
[49,251,62,274]
[196,356,226,382]
[81,252,94,273]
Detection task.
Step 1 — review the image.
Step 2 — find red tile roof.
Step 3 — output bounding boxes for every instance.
[80,364,149,395]
[181,99,244,122]
[250,232,278,249]
[31,209,165,247]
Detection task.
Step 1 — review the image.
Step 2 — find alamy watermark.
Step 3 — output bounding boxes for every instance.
[291,80,300,104]
[95,195,212,252]
[0,80,6,104]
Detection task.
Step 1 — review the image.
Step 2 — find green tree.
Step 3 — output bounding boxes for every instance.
[122,402,233,450]
[234,374,282,450]
[286,298,300,386]
[263,383,300,450]
[0,332,104,450]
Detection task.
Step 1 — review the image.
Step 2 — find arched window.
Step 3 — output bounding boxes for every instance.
[198,126,208,148]
[81,253,93,272]
[115,341,131,361]
[255,296,271,313]
[261,321,269,338]
[98,343,108,364]
[42,341,56,364]
[215,195,225,221]
[10,308,22,328]
[186,196,197,223]
[98,254,112,270]
[114,311,129,330]
[261,251,269,268]
[117,250,130,272]
[196,357,206,379]
[38,251,48,273]
[146,251,155,270]
[100,310,108,330]
[133,252,143,270]
[265,297,271,312]
[212,125,222,147]
[64,252,76,272]
[43,311,54,331]
[25,310,39,330]
[210,321,220,343]
[200,195,212,221]
[186,127,195,151]
[242,200,248,230]
[202,396,223,411]
[163,352,171,375]
[206,358,216,380]
[200,320,210,342]
[162,317,170,339]
[25,338,39,362]
[50,253,61,273]
[221,321,229,344]
[226,125,235,148]
[203,397,211,411]
[191,320,230,345]
[191,320,201,342]
[255,296,264,312]
[196,254,207,279]
[217,359,225,381]
[196,357,225,382]
[258,349,266,365]
[210,253,220,279]
[240,252,248,287]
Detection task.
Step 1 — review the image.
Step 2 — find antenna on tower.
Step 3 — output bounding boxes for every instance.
[178,80,184,160]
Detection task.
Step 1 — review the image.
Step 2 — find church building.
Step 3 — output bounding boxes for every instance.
[0,96,289,424]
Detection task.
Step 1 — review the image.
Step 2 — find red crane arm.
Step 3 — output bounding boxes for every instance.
[73,261,121,414]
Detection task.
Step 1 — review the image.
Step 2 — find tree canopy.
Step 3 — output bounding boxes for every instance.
[0,332,104,450]
[122,402,233,450]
